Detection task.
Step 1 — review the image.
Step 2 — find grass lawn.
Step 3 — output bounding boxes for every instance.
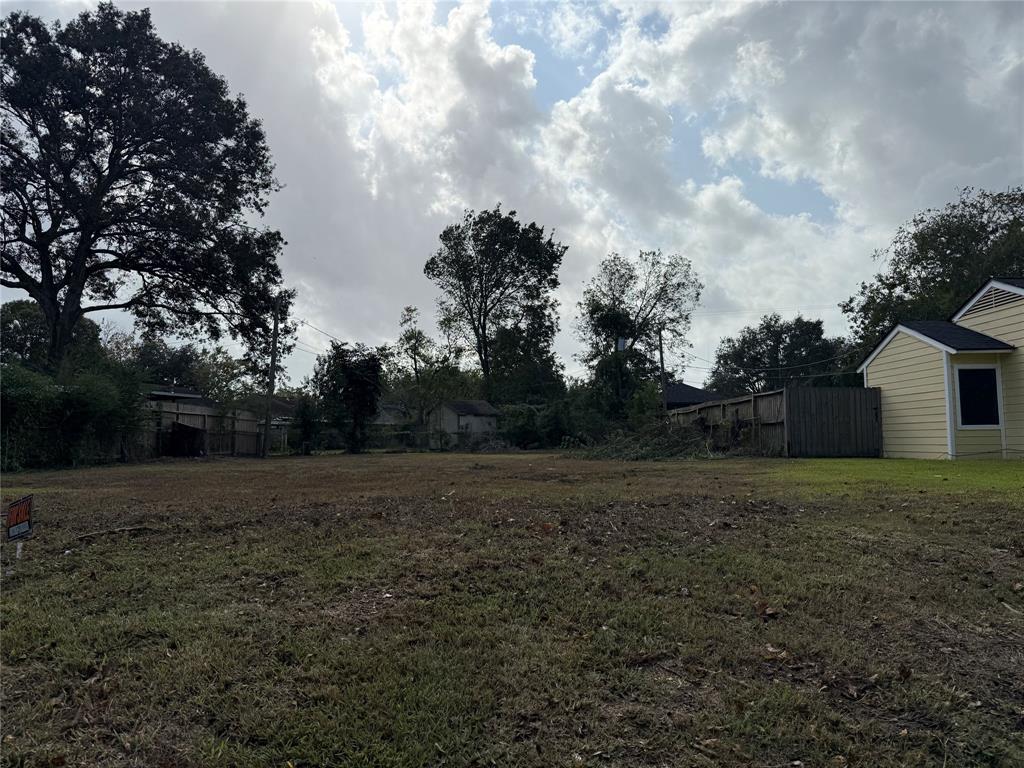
[1,454,1022,767]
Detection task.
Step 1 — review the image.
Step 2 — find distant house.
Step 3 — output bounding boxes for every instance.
[427,400,500,448]
[144,385,262,456]
[373,402,412,426]
[663,381,721,410]
[241,394,297,452]
[857,277,1023,459]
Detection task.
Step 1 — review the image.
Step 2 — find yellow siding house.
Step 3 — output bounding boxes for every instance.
[858,278,1024,459]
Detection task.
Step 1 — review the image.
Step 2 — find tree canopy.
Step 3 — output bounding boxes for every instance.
[313,341,384,453]
[488,302,565,405]
[576,250,702,372]
[423,205,566,391]
[0,298,101,368]
[1,3,293,369]
[104,333,253,408]
[841,187,1024,348]
[705,314,855,397]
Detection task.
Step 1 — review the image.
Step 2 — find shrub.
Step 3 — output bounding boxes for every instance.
[1,363,143,469]
[501,404,542,448]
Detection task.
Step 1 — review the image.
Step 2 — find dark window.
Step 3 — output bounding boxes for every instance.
[957,368,1000,426]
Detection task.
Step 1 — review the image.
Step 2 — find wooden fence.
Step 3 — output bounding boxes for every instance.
[144,401,262,457]
[669,387,881,458]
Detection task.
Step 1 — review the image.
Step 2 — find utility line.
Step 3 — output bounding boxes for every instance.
[689,304,837,317]
[681,347,858,373]
[297,319,344,344]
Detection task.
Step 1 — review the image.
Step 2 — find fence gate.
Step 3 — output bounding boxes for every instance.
[784,387,882,458]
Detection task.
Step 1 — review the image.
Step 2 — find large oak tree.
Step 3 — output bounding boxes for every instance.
[1,4,292,370]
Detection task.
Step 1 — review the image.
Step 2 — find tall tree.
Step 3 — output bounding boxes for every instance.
[313,341,384,454]
[489,300,565,405]
[423,205,566,391]
[705,314,855,397]
[1,4,293,369]
[576,250,702,372]
[841,187,1024,348]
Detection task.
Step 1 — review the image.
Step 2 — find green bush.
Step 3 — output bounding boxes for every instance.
[1,363,143,470]
[1,364,60,469]
[500,404,542,448]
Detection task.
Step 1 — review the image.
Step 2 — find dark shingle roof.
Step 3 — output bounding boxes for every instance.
[240,394,296,417]
[664,382,720,407]
[446,400,501,417]
[901,321,1014,351]
[145,384,203,398]
[993,277,1024,289]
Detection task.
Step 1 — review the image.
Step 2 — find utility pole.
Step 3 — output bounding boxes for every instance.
[658,326,668,412]
[262,292,281,458]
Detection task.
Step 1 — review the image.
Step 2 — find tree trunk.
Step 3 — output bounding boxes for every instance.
[42,300,74,372]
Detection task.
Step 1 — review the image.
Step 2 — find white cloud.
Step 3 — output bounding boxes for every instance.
[547,2,603,59]
[8,0,1023,387]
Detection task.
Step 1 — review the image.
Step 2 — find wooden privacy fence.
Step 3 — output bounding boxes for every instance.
[669,387,882,458]
[145,402,263,457]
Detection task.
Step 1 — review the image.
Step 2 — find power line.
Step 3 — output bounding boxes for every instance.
[680,347,858,373]
[689,304,837,318]
[291,341,325,357]
[297,319,344,344]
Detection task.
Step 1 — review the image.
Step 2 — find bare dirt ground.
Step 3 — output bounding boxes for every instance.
[1,453,1022,767]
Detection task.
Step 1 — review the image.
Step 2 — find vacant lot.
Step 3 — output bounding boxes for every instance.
[1,454,1022,767]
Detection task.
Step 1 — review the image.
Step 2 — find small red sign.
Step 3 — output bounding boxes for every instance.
[6,495,33,541]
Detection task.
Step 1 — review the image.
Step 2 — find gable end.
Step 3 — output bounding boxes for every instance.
[960,286,1023,319]
[952,279,1024,321]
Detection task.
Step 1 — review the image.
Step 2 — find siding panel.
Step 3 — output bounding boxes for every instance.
[865,332,948,459]
[956,300,1023,455]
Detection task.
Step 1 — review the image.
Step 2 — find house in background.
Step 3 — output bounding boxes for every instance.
[373,402,412,426]
[427,400,500,448]
[663,381,721,410]
[145,385,261,456]
[857,277,1023,459]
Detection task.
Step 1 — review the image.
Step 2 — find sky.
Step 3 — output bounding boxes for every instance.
[8,0,1024,386]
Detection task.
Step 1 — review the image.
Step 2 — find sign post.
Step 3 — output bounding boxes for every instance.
[5,495,33,559]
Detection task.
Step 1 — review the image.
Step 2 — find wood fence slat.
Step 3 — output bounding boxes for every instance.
[669,387,881,457]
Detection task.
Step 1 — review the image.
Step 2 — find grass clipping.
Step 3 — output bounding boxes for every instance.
[567,420,712,460]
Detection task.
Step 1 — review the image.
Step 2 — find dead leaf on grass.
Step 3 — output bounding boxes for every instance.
[763,644,789,660]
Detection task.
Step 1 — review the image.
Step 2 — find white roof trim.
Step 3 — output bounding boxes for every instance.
[952,279,1024,321]
[857,324,956,373]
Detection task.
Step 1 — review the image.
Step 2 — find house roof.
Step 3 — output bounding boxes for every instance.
[242,394,297,417]
[145,384,203,399]
[991,277,1024,289]
[857,321,1014,372]
[950,277,1024,320]
[900,321,1015,352]
[663,381,720,405]
[445,399,501,417]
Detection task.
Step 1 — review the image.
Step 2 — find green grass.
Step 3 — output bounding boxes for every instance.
[1,454,1022,767]
[771,457,1024,498]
